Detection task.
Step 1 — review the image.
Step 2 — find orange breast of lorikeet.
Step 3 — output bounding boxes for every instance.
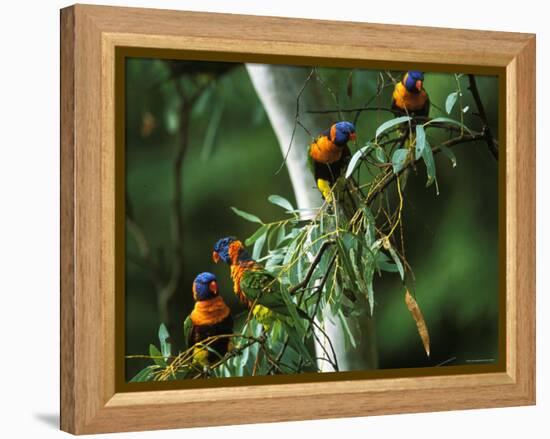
[190,296,231,326]
[392,82,429,112]
[309,135,343,164]
[230,260,258,308]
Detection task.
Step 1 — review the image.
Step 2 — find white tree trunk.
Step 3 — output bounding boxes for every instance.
[246,64,328,212]
[246,64,378,372]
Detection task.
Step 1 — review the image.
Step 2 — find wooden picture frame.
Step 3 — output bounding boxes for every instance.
[60,4,536,434]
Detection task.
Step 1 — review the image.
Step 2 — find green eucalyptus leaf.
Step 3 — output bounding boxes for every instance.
[129,365,157,383]
[266,224,278,251]
[366,272,375,316]
[374,146,387,163]
[149,344,166,367]
[415,125,426,160]
[375,116,411,140]
[338,310,357,349]
[279,301,315,365]
[268,195,294,212]
[307,224,322,254]
[392,149,409,174]
[421,140,438,191]
[252,231,267,260]
[362,206,376,245]
[358,247,377,316]
[182,316,192,349]
[270,320,283,343]
[377,260,399,273]
[238,345,249,375]
[340,231,359,253]
[445,91,458,114]
[158,323,171,360]
[276,223,287,245]
[245,225,268,246]
[375,250,397,274]
[439,145,457,168]
[264,249,285,270]
[282,233,300,267]
[230,206,263,224]
[388,246,405,280]
[345,144,373,178]
[425,117,472,135]
[336,240,358,288]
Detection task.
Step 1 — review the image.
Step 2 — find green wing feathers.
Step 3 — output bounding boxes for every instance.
[239,268,290,314]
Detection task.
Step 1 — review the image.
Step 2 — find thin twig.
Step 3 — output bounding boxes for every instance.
[364,133,486,206]
[307,106,396,115]
[289,240,336,295]
[275,68,315,175]
[467,74,498,160]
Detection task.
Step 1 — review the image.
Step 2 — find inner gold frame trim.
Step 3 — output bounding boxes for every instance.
[61,4,535,434]
[115,47,506,393]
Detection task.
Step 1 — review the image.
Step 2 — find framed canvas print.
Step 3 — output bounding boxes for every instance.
[60,4,536,435]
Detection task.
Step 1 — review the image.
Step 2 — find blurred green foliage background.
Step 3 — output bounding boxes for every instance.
[125,58,499,379]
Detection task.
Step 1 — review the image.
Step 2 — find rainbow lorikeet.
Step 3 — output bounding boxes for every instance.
[308,121,356,202]
[391,70,430,117]
[212,236,314,364]
[183,272,233,366]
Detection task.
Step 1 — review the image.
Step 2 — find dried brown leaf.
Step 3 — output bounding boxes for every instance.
[405,289,430,357]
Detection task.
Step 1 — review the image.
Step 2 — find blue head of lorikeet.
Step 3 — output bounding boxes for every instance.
[192,272,219,301]
[330,121,356,146]
[212,236,252,265]
[403,71,425,93]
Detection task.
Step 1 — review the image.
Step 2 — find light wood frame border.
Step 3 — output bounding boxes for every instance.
[60,4,536,434]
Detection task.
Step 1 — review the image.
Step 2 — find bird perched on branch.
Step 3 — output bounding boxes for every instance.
[213,236,313,363]
[308,121,356,202]
[184,272,233,367]
[391,71,430,117]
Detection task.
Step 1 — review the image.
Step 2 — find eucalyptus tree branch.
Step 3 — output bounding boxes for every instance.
[306,106,396,115]
[306,255,337,323]
[310,318,340,372]
[269,249,337,374]
[289,239,336,295]
[157,78,217,325]
[364,133,487,206]
[154,80,190,325]
[157,333,264,380]
[354,79,398,125]
[276,68,315,175]
[248,64,378,372]
[128,70,213,328]
[306,254,339,371]
[193,337,262,379]
[259,344,302,375]
[305,108,470,136]
[288,253,340,373]
[266,336,290,375]
[467,74,499,160]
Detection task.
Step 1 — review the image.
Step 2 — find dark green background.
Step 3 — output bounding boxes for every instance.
[125,59,499,379]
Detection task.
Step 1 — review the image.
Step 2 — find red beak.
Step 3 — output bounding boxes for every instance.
[349,132,357,141]
[209,281,218,295]
[416,80,423,91]
[212,251,220,263]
